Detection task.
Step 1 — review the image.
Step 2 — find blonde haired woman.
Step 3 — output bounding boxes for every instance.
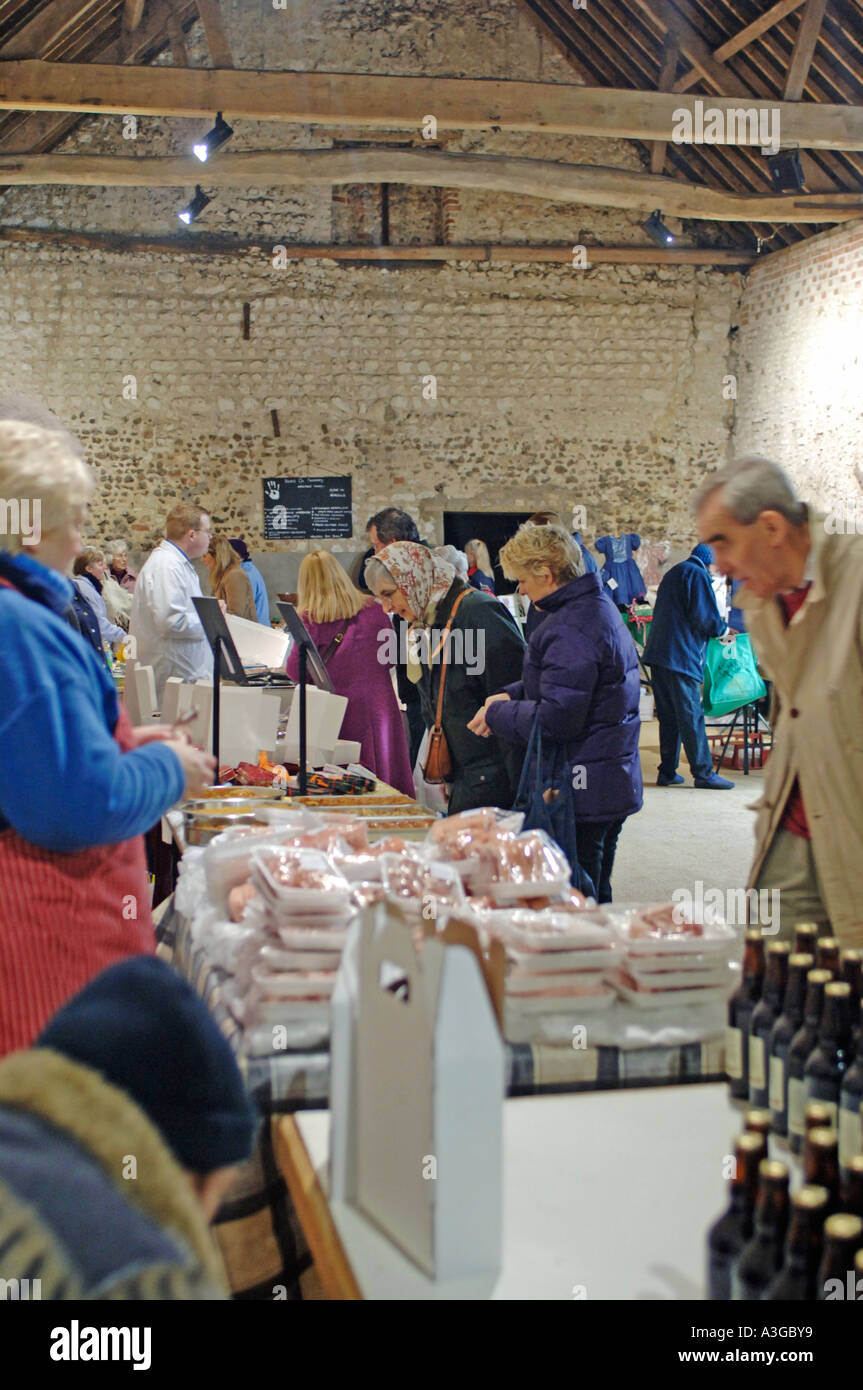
[468,523,642,902]
[465,538,496,594]
[0,414,214,1055]
[202,536,256,622]
[285,549,413,795]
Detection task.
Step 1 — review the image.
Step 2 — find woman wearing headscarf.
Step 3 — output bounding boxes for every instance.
[365,542,526,813]
[0,418,215,1056]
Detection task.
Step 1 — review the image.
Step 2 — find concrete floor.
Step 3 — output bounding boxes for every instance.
[612,719,765,906]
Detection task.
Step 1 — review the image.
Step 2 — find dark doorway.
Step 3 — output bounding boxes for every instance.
[443,511,533,594]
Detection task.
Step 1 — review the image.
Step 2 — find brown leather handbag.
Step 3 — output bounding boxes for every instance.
[422,589,470,785]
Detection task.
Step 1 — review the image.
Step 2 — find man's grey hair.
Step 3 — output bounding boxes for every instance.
[433,544,468,579]
[694,456,807,526]
[363,555,394,592]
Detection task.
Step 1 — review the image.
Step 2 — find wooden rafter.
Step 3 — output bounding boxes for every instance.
[0,148,859,221]
[784,0,830,99]
[674,0,808,92]
[166,4,188,67]
[0,62,861,149]
[653,36,679,172]
[0,225,756,264]
[631,0,751,94]
[123,0,147,31]
[196,0,233,68]
[0,1,111,59]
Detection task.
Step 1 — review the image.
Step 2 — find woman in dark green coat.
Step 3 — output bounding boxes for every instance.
[366,542,526,814]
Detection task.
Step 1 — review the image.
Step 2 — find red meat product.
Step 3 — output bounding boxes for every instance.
[228,883,259,922]
[235,761,276,787]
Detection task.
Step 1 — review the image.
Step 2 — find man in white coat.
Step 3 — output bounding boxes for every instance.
[129,503,214,700]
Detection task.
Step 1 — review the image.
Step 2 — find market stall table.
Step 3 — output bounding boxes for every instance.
[276,1084,778,1300]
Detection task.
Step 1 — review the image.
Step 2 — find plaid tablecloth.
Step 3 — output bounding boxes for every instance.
[157,902,725,1296]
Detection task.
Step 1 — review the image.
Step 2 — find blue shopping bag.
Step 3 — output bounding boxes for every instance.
[512,716,596,899]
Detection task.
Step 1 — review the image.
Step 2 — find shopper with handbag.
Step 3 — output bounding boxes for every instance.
[468,523,642,902]
[365,542,525,814]
[285,549,414,796]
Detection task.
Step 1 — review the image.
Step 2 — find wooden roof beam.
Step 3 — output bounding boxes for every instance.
[197,0,233,69]
[0,62,861,149]
[653,37,680,172]
[123,0,147,32]
[1,148,860,222]
[0,1,111,59]
[673,0,808,92]
[784,0,830,99]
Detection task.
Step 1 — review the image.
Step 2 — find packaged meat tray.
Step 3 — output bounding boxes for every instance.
[249,965,337,998]
[625,960,734,990]
[479,908,614,952]
[251,847,353,913]
[471,830,572,901]
[506,969,609,994]
[504,983,616,1015]
[611,902,737,957]
[608,968,729,1010]
[277,925,352,949]
[506,944,622,973]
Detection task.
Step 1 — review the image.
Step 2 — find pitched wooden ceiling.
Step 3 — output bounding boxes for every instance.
[0,0,861,254]
[520,0,863,249]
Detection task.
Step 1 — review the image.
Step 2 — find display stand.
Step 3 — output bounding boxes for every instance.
[276,602,335,796]
[709,699,772,776]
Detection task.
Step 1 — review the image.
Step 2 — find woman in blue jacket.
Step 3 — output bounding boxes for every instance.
[469,523,642,902]
[0,415,215,1055]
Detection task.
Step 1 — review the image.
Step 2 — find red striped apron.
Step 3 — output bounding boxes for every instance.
[0,578,155,1056]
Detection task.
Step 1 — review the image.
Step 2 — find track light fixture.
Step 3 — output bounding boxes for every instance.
[177,185,212,224]
[193,112,233,163]
[641,210,676,248]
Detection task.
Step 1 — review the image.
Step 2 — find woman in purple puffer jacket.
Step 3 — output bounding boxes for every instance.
[468,523,643,902]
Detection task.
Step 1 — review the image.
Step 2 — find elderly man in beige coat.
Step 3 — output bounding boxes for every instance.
[696,456,863,951]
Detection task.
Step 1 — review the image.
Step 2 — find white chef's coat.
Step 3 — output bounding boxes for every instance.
[129,539,211,699]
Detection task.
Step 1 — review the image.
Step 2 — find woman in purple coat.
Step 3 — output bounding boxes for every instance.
[468,524,643,902]
[285,550,414,796]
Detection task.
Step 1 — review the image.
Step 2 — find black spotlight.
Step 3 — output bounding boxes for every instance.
[765,149,805,192]
[641,210,676,248]
[177,185,212,225]
[193,112,233,163]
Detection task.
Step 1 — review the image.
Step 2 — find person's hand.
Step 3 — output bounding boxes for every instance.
[133,724,180,745]
[466,692,510,738]
[165,740,217,799]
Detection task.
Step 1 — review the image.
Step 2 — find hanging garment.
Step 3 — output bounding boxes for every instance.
[595,533,647,607]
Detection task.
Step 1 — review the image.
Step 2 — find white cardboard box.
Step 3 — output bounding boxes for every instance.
[330,905,504,1285]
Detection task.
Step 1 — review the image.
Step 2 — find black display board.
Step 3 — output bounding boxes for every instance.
[262,475,352,540]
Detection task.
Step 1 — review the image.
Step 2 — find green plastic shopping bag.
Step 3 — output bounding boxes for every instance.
[702,632,766,717]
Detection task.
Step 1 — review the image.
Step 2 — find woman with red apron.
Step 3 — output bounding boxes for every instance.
[0,419,214,1055]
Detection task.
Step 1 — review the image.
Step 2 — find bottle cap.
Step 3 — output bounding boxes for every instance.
[789,953,815,968]
[794,1186,829,1210]
[759,1159,789,1182]
[825,982,852,998]
[767,941,791,956]
[809,1128,839,1152]
[824,1213,863,1241]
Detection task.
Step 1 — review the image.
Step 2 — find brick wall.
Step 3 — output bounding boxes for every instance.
[734,218,863,508]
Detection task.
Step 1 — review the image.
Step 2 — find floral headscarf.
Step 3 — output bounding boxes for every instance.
[373,541,458,682]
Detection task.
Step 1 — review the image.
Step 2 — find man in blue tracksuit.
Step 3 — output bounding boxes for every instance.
[643,542,732,789]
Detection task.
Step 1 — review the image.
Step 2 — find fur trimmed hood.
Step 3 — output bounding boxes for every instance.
[0,1048,228,1293]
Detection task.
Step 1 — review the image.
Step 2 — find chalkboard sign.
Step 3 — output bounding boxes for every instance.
[262,475,353,540]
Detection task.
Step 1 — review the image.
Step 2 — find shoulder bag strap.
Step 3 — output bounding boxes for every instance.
[431,588,470,732]
[318,617,353,665]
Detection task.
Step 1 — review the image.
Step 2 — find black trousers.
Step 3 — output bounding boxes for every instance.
[574,818,625,904]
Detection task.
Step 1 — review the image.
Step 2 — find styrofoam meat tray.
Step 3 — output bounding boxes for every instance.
[609,977,730,1010]
[506,969,609,994]
[625,961,733,989]
[506,946,622,972]
[505,987,616,1015]
[277,925,352,949]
